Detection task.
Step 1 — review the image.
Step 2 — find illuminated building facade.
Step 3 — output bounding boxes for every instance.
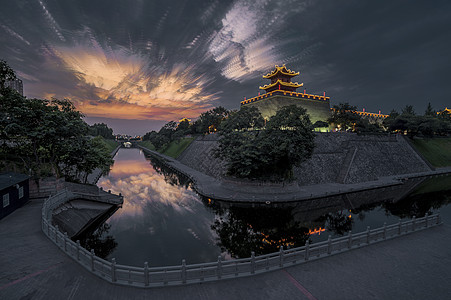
[241,65,331,124]
[5,78,23,96]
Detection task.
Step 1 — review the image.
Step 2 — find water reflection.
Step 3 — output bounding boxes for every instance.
[95,148,219,267]
[206,201,309,257]
[80,223,117,259]
[87,148,451,267]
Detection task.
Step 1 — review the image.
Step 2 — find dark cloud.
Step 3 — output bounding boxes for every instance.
[1,0,450,134]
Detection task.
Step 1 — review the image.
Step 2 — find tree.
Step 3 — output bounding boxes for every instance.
[215,105,315,180]
[0,59,17,90]
[0,88,113,180]
[401,105,416,116]
[355,118,383,133]
[424,103,435,116]
[263,105,315,178]
[195,106,229,133]
[382,109,399,130]
[176,118,191,133]
[313,120,329,128]
[328,102,360,131]
[89,123,114,139]
[219,106,264,132]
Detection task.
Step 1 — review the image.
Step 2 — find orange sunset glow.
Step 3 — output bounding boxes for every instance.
[41,40,219,122]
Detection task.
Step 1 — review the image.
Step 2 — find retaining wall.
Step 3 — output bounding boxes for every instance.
[177,133,432,186]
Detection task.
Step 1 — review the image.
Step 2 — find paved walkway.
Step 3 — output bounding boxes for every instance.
[1,199,451,299]
[138,145,451,203]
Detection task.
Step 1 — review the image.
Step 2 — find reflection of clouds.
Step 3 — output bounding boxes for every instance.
[98,161,201,219]
[96,149,218,252]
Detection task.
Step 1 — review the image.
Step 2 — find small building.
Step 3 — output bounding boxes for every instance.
[0,172,30,220]
[241,65,331,124]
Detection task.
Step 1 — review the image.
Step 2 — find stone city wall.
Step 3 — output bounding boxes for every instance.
[177,133,432,186]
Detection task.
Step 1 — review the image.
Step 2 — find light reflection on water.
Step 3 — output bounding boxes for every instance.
[91,148,451,267]
[97,148,220,267]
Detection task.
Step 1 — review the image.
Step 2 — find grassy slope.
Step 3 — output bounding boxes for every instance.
[139,138,194,158]
[139,140,156,151]
[101,138,120,153]
[411,138,451,167]
[410,175,451,196]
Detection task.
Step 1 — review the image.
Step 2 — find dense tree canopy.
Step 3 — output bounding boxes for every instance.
[89,123,114,139]
[0,88,113,181]
[219,106,264,132]
[383,104,451,138]
[193,106,229,134]
[215,105,315,180]
[328,102,360,131]
[0,59,17,90]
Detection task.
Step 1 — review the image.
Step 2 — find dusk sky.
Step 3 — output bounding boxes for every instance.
[1,0,450,135]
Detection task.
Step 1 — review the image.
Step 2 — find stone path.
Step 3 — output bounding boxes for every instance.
[1,199,451,300]
[138,145,451,203]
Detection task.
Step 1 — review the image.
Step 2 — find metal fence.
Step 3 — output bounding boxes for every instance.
[41,190,442,287]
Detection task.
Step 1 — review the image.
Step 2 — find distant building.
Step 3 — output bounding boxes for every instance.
[240,65,331,124]
[5,78,23,96]
[0,172,29,220]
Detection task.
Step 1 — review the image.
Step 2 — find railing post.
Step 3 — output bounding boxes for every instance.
[304,241,310,261]
[279,246,284,267]
[327,235,332,255]
[366,226,370,244]
[76,240,80,260]
[64,232,69,252]
[90,249,95,272]
[144,262,149,286]
[251,252,255,274]
[383,222,387,239]
[217,256,222,279]
[347,231,352,249]
[181,259,187,284]
[111,258,117,282]
[412,216,416,231]
[398,219,402,235]
[55,225,59,244]
[437,213,441,225]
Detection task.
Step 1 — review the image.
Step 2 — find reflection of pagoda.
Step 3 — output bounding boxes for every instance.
[260,65,303,93]
[241,65,331,124]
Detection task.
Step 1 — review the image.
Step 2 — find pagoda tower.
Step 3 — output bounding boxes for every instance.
[240,65,331,124]
[259,65,303,93]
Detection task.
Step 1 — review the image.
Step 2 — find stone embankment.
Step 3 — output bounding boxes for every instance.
[179,133,432,186]
[138,139,451,203]
[139,132,451,203]
[50,182,123,239]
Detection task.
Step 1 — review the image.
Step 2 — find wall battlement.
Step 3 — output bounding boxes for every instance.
[241,89,330,106]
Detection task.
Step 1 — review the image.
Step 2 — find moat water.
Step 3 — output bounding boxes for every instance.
[82,148,451,267]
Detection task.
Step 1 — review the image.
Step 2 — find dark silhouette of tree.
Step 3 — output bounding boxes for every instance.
[328,102,360,131]
[209,203,309,257]
[424,103,435,116]
[0,59,17,90]
[215,105,314,180]
[89,123,114,139]
[80,223,118,259]
[0,89,113,179]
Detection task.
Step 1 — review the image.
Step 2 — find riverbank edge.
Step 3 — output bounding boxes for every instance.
[137,145,451,203]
